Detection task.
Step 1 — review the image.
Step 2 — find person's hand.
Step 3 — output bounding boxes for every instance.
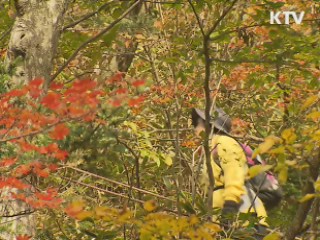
[220,200,240,229]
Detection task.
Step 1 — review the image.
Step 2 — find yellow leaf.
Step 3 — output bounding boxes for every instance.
[144,200,157,212]
[281,128,297,144]
[252,136,281,158]
[285,160,297,166]
[314,180,320,192]
[76,211,93,220]
[299,193,316,203]
[278,167,288,184]
[263,232,282,240]
[269,146,285,154]
[301,95,318,110]
[248,165,273,179]
[164,152,174,166]
[306,111,320,122]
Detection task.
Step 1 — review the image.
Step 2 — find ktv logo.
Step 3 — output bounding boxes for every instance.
[270,11,305,24]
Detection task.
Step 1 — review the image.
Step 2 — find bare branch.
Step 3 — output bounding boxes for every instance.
[187,0,205,38]
[207,0,238,37]
[63,1,115,31]
[65,166,175,202]
[50,0,143,83]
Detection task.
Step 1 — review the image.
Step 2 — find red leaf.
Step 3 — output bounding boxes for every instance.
[35,192,54,201]
[6,178,30,190]
[50,82,64,91]
[16,235,31,240]
[110,98,122,107]
[50,123,70,140]
[29,78,44,88]
[54,149,68,161]
[132,79,145,87]
[0,158,17,167]
[14,165,32,177]
[72,79,97,93]
[128,96,145,107]
[6,89,28,98]
[28,78,44,99]
[116,88,128,94]
[41,92,62,111]
[34,168,50,178]
[11,193,27,201]
[48,164,58,172]
[19,141,39,152]
[46,143,59,153]
[106,72,124,84]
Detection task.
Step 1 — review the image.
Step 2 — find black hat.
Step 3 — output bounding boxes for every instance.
[191,108,232,134]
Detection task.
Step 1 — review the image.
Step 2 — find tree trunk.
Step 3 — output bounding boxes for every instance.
[285,150,320,240]
[2,0,68,238]
[6,0,68,87]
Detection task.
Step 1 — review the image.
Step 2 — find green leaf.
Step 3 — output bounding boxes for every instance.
[102,24,120,47]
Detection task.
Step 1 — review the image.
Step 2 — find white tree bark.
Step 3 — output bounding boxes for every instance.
[2,0,68,238]
[7,0,68,87]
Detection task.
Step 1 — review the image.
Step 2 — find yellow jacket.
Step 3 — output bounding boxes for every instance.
[200,135,268,225]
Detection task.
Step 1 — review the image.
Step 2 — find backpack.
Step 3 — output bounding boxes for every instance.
[241,144,283,210]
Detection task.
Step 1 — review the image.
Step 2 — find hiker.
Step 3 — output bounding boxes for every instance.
[191,107,269,239]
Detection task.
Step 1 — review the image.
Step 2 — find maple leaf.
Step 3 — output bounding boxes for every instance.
[50,82,64,91]
[132,79,145,87]
[28,78,44,99]
[48,164,58,172]
[106,72,124,84]
[16,235,31,240]
[110,98,122,107]
[72,79,97,93]
[54,149,68,161]
[46,143,59,153]
[0,158,17,167]
[33,168,50,178]
[116,88,128,94]
[7,178,30,190]
[128,96,145,107]
[41,92,62,111]
[50,123,70,140]
[14,165,32,177]
[65,200,86,218]
[11,192,27,201]
[6,89,28,98]
[29,78,44,88]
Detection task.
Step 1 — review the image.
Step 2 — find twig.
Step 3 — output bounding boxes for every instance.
[1,209,35,218]
[65,166,175,202]
[207,0,238,37]
[187,0,205,37]
[68,178,145,204]
[0,27,12,43]
[50,0,143,82]
[63,1,115,31]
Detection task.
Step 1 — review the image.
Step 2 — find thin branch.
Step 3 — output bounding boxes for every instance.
[65,166,175,202]
[68,178,145,204]
[1,209,35,218]
[50,0,143,82]
[63,1,115,31]
[187,0,205,38]
[0,27,12,43]
[210,18,320,41]
[0,111,93,143]
[207,0,238,37]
